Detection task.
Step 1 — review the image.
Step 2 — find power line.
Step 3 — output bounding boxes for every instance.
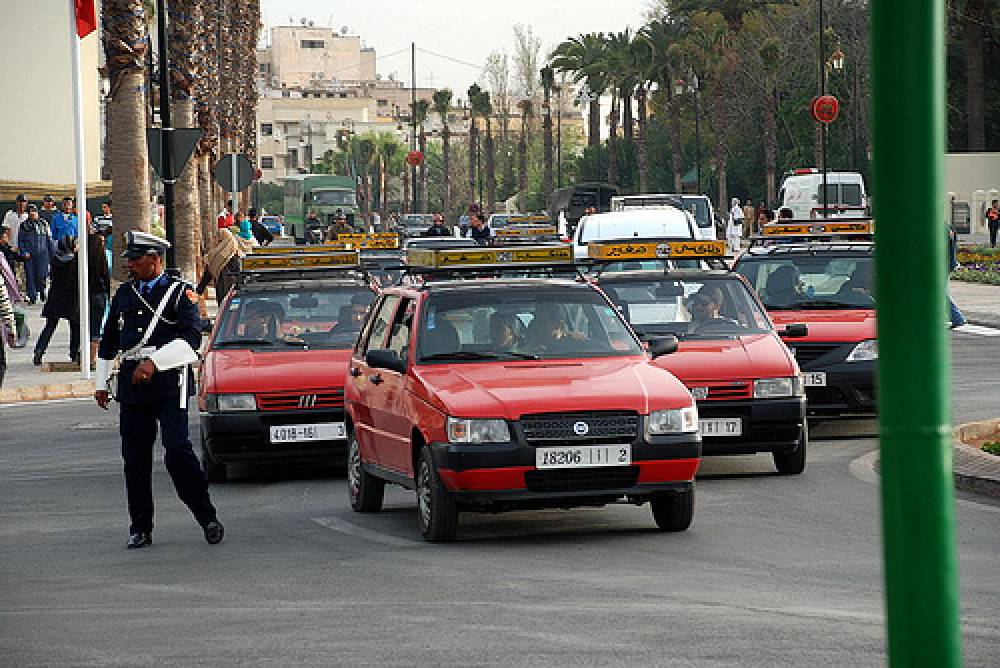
[416,47,484,72]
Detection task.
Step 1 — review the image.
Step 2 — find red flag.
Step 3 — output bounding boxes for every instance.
[75,0,97,38]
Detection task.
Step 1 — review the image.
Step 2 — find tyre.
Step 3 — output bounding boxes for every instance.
[348,432,384,512]
[773,424,808,475]
[651,485,694,532]
[201,441,228,483]
[415,447,458,542]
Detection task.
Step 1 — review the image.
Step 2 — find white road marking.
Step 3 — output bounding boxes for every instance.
[0,396,91,409]
[312,516,423,548]
[954,323,1000,336]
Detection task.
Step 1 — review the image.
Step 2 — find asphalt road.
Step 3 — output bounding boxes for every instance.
[1,332,998,666]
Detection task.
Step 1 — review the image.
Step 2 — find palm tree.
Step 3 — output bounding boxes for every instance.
[550,33,609,154]
[194,0,221,251]
[377,135,402,220]
[642,18,686,192]
[629,34,656,194]
[540,66,556,203]
[467,84,482,209]
[412,99,430,214]
[517,99,533,211]
[357,137,376,224]
[432,89,453,219]
[472,90,496,214]
[760,37,782,208]
[102,0,151,279]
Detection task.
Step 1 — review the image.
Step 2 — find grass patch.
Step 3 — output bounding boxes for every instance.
[981,441,1000,456]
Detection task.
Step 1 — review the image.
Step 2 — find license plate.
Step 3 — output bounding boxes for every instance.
[699,418,743,437]
[803,372,827,387]
[269,422,346,443]
[535,444,632,469]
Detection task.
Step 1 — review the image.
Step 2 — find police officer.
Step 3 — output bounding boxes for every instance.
[95,231,223,549]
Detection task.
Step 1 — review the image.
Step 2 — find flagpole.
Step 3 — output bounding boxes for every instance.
[70,0,91,379]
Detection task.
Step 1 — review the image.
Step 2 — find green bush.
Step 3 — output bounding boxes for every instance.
[981,442,1000,456]
[951,268,1000,285]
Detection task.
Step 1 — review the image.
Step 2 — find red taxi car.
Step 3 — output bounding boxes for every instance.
[198,250,377,481]
[345,243,701,542]
[734,221,876,416]
[589,239,808,474]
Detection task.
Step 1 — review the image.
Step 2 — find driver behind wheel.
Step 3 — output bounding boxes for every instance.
[687,286,737,330]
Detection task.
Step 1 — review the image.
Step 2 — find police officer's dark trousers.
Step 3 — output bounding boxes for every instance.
[120,396,217,534]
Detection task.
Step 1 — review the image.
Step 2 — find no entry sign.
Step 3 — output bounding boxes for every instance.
[811,95,840,124]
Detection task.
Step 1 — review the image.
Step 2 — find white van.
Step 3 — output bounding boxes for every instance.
[778,170,868,219]
[572,209,696,260]
[610,194,717,240]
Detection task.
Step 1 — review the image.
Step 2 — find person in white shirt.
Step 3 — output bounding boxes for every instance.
[727,197,745,254]
[2,194,28,251]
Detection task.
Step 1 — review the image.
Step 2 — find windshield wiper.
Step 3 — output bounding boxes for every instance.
[495,350,540,360]
[214,338,274,347]
[800,299,870,309]
[420,351,500,361]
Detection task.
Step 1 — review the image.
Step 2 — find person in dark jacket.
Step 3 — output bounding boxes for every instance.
[19,204,55,304]
[469,213,491,246]
[33,236,80,365]
[87,226,111,366]
[947,224,966,328]
[423,213,452,237]
[248,208,273,246]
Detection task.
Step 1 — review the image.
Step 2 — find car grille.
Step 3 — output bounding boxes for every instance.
[690,381,753,401]
[257,390,345,411]
[519,411,639,445]
[788,343,842,367]
[524,466,640,493]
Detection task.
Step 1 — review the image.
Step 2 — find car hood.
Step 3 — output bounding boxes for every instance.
[204,348,352,394]
[412,357,692,419]
[770,308,876,343]
[654,334,795,383]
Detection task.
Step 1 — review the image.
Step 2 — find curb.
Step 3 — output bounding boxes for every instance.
[0,380,95,405]
[953,419,1000,499]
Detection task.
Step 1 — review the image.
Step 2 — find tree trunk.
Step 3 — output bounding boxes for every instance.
[669,88,684,192]
[518,119,528,211]
[636,85,649,194]
[588,97,601,149]
[198,154,215,249]
[468,123,477,209]
[964,0,986,150]
[763,76,777,207]
[543,92,553,204]
[622,91,633,142]
[814,122,823,170]
[171,99,200,282]
[110,69,152,280]
[419,129,428,213]
[607,94,619,186]
[713,90,728,222]
[485,118,496,214]
[403,168,410,215]
[442,125,451,219]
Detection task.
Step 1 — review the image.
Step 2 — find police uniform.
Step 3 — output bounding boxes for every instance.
[96,231,223,549]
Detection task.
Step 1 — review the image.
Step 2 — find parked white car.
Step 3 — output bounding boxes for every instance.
[572,209,697,261]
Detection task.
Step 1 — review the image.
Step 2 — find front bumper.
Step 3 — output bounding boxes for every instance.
[200,408,349,465]
[428,435,700,509]
[802,360,876,416]
[697,397,805,455]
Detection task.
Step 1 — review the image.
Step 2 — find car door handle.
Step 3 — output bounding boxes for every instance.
[369,374,383,385]
[349,367,362,377]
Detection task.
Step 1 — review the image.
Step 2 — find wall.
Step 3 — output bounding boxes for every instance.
[0,2,102,186]
[944,152,1000,234]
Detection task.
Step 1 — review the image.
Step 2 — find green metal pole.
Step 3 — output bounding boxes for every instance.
[871,1,962,666]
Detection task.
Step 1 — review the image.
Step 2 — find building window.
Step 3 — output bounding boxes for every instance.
[260,156,274,169]
[287,149,298,167]
[301,40,325,49]
[260,123,273,136]
[339,93,347,99]
[377,99,388,107]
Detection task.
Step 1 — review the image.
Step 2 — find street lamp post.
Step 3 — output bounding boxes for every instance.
[675,74,701,194]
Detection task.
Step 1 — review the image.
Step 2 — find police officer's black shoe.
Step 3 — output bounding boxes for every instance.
[126,532,152,549]
[203,520,224,545]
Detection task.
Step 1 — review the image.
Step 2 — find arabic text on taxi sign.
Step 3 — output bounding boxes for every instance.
[762,221,873,236]
[240,251,359,271]
[589,239,726,260]
[406,244,573,268]
[335,233,401,249]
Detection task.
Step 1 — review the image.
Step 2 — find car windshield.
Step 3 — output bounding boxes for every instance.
[596,259,703,272]
[735,255,874,310]
[311,190,356,207]
[680,197,712,229]
[416,287,642,362]
[215,286,375,349]
[601,276,772,340]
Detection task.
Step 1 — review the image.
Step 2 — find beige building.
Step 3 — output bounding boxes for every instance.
[0,1,104,200]
[260,25,376,90]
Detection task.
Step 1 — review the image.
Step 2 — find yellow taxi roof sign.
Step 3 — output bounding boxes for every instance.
[335,232,401,249]
[252,244,352,254]
[240,250,360,272]
[588,239,727,261]
[405,243,574,270]
[760,219,874,237]
[507,214,551,225]
[494,224,559,239]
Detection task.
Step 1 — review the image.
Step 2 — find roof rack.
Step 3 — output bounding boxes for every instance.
[334,232,401,249]
[493,224,561,242]
[240,249,360,275]
[405,242,574,271]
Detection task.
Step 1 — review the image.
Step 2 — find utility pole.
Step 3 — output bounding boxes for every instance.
[156,0,175,267]
[819,0,829,218]
[411,42,418,214]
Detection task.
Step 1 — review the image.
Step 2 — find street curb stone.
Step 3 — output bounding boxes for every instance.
[0,380,95,404]
[953,419,1000,499]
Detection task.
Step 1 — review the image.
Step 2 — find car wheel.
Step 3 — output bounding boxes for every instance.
[650,485,694,532]
[415,447,458,542]
[348,432,384,512]
[773,424,808,475]
[201,440,227,483]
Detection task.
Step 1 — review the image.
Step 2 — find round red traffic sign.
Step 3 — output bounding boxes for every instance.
[811,95,840,124]
[406,150,424,166]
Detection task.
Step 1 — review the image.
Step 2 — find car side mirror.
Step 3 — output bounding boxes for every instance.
[200,318,215,335]
[781,323,809,338]
[365,348,406,374]
[647,335,679,358]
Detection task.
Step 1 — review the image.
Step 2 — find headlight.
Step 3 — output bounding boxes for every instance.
[647,406,699,435]
[753,377,804,399]
[210,393,256,412]
[446,417,510,444]
[846,339,878,362]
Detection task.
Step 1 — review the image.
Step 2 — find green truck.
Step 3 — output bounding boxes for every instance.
[283,174,360,243]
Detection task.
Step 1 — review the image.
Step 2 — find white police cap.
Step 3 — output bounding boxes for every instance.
[123,230,171,258]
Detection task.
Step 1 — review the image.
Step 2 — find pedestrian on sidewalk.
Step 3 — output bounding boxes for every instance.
[987,199,1000,248]
[216,200,234,230]
[0,221,29,276]
[248,208,273,246]
[2,194,28,253]
[94,231,224,549]
[39,195,57,225]
[197,227,252,305]
[87,223,111,367]
[727,198,745,253]
[50,197,78,244]
[0,274,16,388]
[33,236,80,366]
[18,204,54,304]
[0,251,27,349]
[947,223,966,329]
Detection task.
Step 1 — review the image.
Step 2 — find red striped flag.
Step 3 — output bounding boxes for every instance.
[75,0,97,38]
